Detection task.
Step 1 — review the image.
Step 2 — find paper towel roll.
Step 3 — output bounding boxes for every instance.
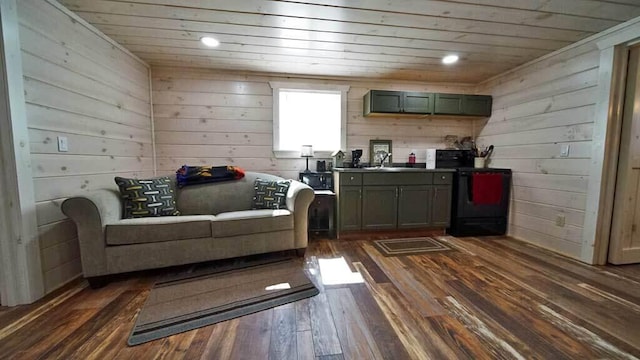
[426,149,436,169]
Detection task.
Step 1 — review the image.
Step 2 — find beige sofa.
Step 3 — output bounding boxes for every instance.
[62,172,315,287]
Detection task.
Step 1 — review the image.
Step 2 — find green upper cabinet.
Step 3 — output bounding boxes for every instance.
[434,94,492,116]
[403,92,433,114]
[364,90,432,116]
[364,90,491,117]
[462,95,493,116]
[433,93,463,115]
[367,90,403,113]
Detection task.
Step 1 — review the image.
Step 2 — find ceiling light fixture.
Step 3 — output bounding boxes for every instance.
[442,55,459,64]
[200,36,220,47]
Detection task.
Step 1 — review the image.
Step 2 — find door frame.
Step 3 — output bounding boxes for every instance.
[584,18,640,265]
[0,0,44,305]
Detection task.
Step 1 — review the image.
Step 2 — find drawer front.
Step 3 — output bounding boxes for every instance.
[311,196,333,209]
[340,173,362,186]
[433,172,453,185]
[363,172,433,185]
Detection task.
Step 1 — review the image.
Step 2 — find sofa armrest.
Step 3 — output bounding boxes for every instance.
[286,180,315,249]
[61,189,122,277]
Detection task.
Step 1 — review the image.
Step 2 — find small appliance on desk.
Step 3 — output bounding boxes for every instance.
[351,149,363,168]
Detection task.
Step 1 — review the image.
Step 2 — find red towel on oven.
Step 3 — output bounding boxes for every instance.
[472,173,503,205]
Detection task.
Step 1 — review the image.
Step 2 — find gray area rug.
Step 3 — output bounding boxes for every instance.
[373,237,453,257]
[128,257,319,346]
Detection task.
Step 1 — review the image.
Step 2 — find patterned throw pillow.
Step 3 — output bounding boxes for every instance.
[252,179,291,210]
[114,177,181,218]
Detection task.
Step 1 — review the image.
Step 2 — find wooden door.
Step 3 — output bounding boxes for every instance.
[609,45,640,264]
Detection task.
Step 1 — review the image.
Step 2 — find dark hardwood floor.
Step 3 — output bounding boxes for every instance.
[1,235,640,359]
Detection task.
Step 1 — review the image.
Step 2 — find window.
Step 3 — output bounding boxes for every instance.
[270,82,349,158]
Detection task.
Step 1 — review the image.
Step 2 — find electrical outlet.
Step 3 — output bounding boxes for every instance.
[560,144,570,157]
[57,136,68,152]
[555,214,566,227]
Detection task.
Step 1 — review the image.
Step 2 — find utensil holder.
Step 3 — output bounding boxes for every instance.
[474,157,486,168]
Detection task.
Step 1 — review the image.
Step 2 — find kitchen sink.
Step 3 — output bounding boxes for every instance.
[361,167,423,171]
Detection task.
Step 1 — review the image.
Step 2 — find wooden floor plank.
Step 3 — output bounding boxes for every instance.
[295,298,311,332]
[347,283,412,360]
[325,287,383,360]
[296,330,315,360]
[1,235,639,358]
[270,305,297,360]
[37,290,139,359]
[229,310,273,360]
[197,318,240,360]
[309,293,342,357]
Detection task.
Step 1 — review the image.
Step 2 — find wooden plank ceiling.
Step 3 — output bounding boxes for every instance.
[60,0,640,83]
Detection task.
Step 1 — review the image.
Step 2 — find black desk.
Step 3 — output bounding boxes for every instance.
[299,172,335,239]
[308,190,336,239]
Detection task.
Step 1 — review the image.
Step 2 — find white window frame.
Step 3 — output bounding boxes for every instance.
[269,81,349,158]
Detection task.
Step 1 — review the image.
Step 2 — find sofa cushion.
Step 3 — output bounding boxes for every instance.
[114,176,180,218]
[252,179,291,209]
[105,215,215,245]
[212,209,293,237]
[176,172,283,215]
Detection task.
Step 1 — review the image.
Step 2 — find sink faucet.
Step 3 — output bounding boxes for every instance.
[375,151,391,167]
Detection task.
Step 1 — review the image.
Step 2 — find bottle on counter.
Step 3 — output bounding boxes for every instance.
[408,152,416,164]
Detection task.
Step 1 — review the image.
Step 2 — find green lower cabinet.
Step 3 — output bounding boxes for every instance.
[397,185,432,229]
[362,186,398,230]
[339,186,362,231]
[431,185,452,226]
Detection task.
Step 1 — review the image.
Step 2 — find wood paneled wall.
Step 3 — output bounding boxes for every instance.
[152,66,476,179]
[476,42,600,259]
[17,0,153,293]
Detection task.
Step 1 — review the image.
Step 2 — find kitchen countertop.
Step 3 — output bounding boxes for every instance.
[333,167,456,173]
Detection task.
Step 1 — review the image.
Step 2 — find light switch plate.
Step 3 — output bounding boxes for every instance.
[560,144,570,157]
[57,136,68,152]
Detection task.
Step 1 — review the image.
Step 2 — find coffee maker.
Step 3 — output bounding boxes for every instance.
[351,149,363,168]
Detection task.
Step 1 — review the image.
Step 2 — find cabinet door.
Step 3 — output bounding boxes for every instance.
[362,186,397,230]
[403,92,433,114]
[434,93,463,115]
[431,185,452,226]
[463,95,492,116]
[398,185,431,229]
[370,90,403,113]
[339,186,361,231]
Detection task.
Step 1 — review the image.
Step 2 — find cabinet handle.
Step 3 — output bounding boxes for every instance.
[441,175,446,180]
[396,188,399,198]
[350,176,354,181]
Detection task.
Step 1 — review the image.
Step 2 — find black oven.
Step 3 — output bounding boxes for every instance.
[448,168,511,236]
[436,149,511,236]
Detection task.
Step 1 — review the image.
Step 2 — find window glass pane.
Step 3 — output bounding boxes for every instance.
[278,90,341,152]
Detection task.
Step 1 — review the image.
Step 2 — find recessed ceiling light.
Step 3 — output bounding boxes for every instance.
[200,36,220,47]
[442,55,459,64]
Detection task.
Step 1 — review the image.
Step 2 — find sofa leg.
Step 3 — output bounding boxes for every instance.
[86,276,110,289]
[295,248,306,257]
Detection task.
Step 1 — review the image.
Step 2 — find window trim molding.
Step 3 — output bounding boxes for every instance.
[269,81,350,159]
